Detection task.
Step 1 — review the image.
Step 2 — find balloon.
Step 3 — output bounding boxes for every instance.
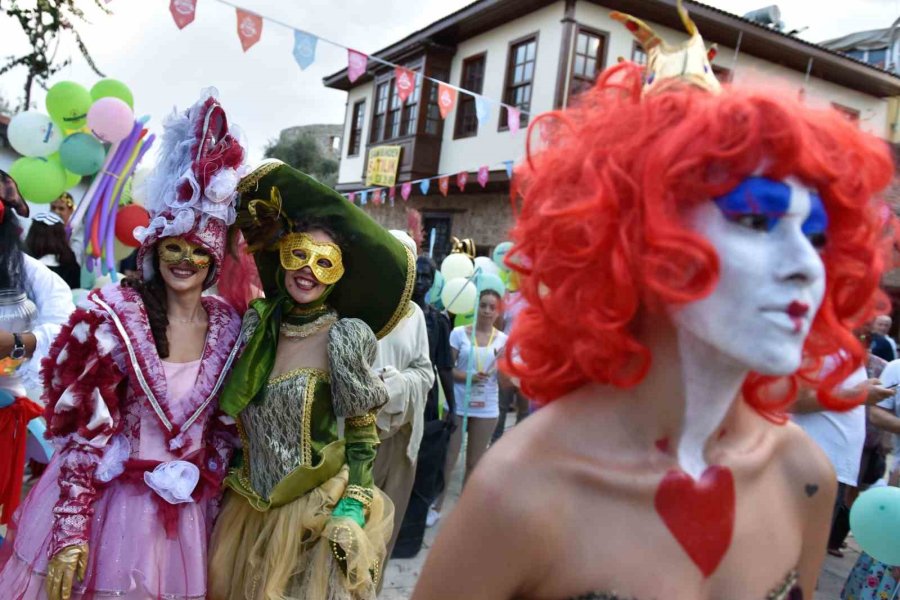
[441,253,474,281]
[493,241,513,269]
[7,111,63,157]
[87,97,134,143]
[454,312,474,327]
[9,156,67,204]
[115,204,150,247]
[90,78,134,109]
[478,272,506,297]
[506,270,521,293]
[0,389,14,408]
[47,153,83,189]
[850,486,900,565]
[441,277,477,315]
[59,133,106,176]
[113,238,134,262]
[474,256,500,277]
[426,270,445,306]
[46,81,93,130]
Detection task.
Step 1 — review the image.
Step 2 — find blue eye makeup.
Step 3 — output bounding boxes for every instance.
[713,176,829,247]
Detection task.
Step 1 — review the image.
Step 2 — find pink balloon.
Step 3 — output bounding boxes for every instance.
[87,97,134,143]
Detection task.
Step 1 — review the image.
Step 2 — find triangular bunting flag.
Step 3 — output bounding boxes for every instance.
[438,176,450,197]
[504,160,515,179]
[419,180,430,196]
[401,182,412,201]
[477,165,489,188]
[169,0,197,29]
[456,171,468,192]
[348,192,357,204]
[373,189,383,205]
[475,96,492,125]
[388,186,397,206]
[348,49,368,83]
[438,83,457,119]
[395,67,416,103]
[360,190,369,205]
[507,106,521,134]
[236,9,263,52]
[293,31,318,70]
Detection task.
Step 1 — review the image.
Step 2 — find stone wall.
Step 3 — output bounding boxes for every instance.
[279,124,342,160]
[361,190,515,253]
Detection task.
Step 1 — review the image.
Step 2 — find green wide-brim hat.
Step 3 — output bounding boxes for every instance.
[236,160,414,339]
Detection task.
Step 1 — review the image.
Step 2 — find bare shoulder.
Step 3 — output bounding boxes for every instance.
[772,420,837,507]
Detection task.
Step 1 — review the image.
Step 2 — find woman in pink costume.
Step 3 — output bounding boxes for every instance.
[0,89,248,600]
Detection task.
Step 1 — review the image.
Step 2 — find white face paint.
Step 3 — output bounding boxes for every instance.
[671,176,827,376]
[668,176,828,478]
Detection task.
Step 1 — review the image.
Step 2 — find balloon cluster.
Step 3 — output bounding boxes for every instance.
[7,79,136,204]
[431,241,515,322]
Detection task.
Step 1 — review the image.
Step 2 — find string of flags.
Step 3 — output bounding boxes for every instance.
[167,0,530,131]
[343,160,517,207]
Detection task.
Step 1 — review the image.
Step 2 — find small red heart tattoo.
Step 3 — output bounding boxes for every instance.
[654,466,736,578]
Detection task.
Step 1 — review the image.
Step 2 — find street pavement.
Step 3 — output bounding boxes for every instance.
[380,415,858,600]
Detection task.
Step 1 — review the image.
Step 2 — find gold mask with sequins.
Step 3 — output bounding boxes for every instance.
[156,237,212,269]
[279,232,345,284]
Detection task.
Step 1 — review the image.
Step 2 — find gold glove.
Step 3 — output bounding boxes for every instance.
[46,544,88,600]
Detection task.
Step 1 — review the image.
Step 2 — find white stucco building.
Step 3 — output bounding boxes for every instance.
[324,0,900,258]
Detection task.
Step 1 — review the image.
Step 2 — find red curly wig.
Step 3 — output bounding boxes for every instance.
[505,62,894,421]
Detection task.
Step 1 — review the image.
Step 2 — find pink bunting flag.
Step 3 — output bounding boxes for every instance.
[438,83,457,119]
[348,192,357,204]
[401,182,412,201]
[395,67,416,103]
[477,165,489,188]
[456,171,468,192]
[389,186,396,201]
[373,189,383,205]
[236,9,263,52]
[169,0,197,29]
[438,176,450,197]
[507,106,521,134]
[348,49,368,83]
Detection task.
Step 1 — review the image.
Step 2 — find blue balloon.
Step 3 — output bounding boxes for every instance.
[850,486,900,565]
[0,389,15,408]
[426,270,445,307]
[59,132,106,176]
[477,272,506,297]
[492,241,513,270]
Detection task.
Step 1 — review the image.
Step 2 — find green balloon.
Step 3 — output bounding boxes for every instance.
[47,153,83,189]
[850,486,900,565]
[90,78,134,109]
[46,81,93,130]
[9,156,67,204]
[59,133,106,176]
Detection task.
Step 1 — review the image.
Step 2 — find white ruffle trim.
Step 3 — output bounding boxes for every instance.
[95,434,131,483]
[143,460,200,504]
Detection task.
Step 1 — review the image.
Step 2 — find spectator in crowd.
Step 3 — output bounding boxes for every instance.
[430,288,509,525]
[493,289,529,441]
[393,254,455,557]
[49,192,84,266]
[872,314,897,360]
[372,231,435,562]
[24,212,81,289]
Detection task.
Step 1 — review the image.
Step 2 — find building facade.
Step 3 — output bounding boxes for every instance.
[325,0,900,261]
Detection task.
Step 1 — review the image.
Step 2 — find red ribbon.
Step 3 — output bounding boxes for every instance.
[0,397,43,525]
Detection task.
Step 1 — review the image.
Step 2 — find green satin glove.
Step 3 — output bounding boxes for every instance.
[332,497,366,527]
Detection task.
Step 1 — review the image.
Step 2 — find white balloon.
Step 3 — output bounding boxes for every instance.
[441,277,477,315]
[474,256,500,277]
[441,253,474,280]
[8,111,63,157]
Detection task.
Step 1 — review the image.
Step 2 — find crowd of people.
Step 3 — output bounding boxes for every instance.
[0,2,898,599]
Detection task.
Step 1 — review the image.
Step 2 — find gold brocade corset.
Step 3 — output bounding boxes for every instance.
[237,368,333,500]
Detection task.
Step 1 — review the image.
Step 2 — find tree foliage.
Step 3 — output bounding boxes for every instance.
[1,0,109,110]
[264,134,339,188]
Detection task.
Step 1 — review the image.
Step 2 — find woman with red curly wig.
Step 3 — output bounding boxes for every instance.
[413,3,894,599]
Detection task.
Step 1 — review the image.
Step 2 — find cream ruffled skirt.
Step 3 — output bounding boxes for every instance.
[208,466,393,600]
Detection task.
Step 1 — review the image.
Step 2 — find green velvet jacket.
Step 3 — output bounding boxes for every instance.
[224,312,387,511]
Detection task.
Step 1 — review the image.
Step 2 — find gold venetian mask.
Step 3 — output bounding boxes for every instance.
[157,237,212,269]
[279,232,345,285]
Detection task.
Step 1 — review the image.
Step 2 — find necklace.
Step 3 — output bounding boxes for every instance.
[280,310,338,339]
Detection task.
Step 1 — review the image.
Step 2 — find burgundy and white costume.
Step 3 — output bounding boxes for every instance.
[0,284,242,598]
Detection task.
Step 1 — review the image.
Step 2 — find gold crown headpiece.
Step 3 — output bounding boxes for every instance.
[450,237,476,259]
[611,0,721,95]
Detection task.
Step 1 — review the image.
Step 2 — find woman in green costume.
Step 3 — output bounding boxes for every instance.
[208,160,415,600]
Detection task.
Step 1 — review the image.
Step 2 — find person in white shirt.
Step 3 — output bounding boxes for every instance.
[372,231,435,561]
[871,359,900,486]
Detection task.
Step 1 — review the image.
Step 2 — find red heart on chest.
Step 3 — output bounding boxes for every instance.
[654,465,736,578]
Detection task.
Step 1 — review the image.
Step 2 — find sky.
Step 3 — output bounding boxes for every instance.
[1,0,898,163]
